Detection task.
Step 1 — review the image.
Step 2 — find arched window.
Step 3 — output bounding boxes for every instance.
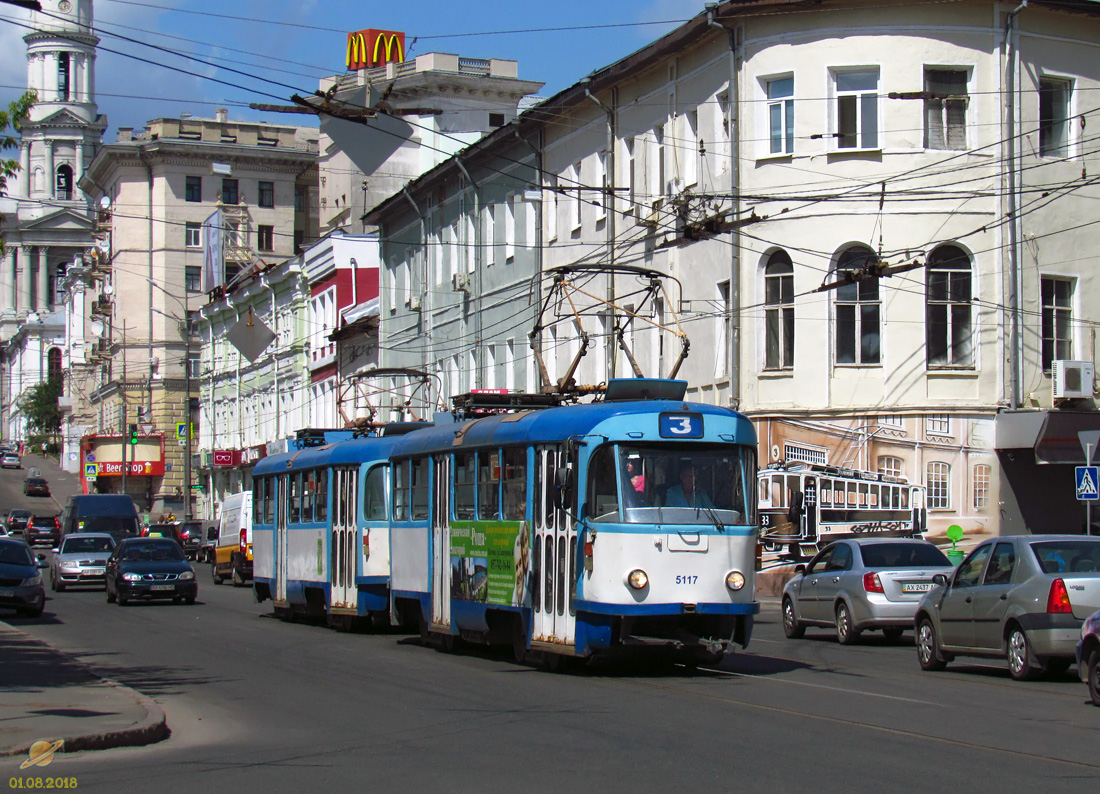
[32,167,44,194]
[56,165,74,201]
[764,249,794,369]
[834,246,879,365]
[926,244,973,367]
[58,52,71,101]
[47,348,63,384]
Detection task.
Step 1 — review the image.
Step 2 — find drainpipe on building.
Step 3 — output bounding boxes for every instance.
[583,85,617,380]
[709,5,742,409]
[1004,1,1028,409]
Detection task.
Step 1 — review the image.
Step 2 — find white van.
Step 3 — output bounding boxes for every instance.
[212,491,252,586]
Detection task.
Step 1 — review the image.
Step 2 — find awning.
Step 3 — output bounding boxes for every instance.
[994,410,1100,464]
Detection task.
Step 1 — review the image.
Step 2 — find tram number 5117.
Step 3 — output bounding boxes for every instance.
[675,575,699,584]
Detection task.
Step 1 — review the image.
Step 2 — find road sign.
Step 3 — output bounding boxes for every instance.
[84,463,98,480]
[139,422,154,435]
[176,423,191,440]
[1076,466,1099,500]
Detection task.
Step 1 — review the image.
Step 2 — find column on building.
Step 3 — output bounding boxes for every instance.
[37,247,49,311]
[82,53,92,101]
[74,141,84,188]
[18,246,32,314]
[2,248,15,314]
[44,52,58,101]
[44,141,54,199]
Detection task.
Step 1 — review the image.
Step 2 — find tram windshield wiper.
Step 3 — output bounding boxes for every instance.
[699,503,725,533]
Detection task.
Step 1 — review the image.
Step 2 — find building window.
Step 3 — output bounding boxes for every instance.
[925,69,968,150]
[571,161,582,230]
[55,165,73,200]
[1039,77,1072,158]
[878,456,903,479]
[225,264,240,284]
[47,348,62,384]
[785,443,827,466]
[185,266,202,292]
[258,181,274,208]
[184,222,201,248]
[925,414,951,436]
[294,229,305,254]
[927,462,951,509]
[764,249,794,369]
[623,137,636,211]
[258,225,274,251]
[879,415,904,429]
[926,244,973,368]
[185,175,201,202]
[767,76,794,155]
[505,194,515,263]
[188,352,201,378]
[1041,276,1073,371]
[294,185,305,212]
[58,52,70,101]
[973,463,991,510]
[221,178,239,205]
[835,70,878,149]
[716,280,730,377]
[834,246,880,365]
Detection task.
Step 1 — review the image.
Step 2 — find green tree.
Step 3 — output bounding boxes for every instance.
[0,91,36,253]
[20,378,62,436]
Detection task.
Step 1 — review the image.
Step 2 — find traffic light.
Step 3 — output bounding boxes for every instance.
[128,424,138,445]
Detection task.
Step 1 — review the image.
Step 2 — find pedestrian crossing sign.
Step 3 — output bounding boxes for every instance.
[85,463,98,480]
[1076,466,1099,500]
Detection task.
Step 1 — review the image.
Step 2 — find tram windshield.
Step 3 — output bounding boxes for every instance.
[587,444,756,526]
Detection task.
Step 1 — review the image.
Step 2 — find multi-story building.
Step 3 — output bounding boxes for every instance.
[75,112,319,519]
[369,0,1100,541]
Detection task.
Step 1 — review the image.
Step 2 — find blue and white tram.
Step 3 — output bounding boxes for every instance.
[389,379,759,664]
[251,427,426,628]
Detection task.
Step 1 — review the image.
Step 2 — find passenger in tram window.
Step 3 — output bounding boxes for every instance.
[663,463,715,509]
[623,456,647,507]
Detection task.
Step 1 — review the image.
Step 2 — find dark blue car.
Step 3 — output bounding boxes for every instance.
[105,537,198,606]
[0,537,47,617]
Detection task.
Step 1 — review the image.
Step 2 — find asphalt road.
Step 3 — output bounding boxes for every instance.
[3,461,1100,792]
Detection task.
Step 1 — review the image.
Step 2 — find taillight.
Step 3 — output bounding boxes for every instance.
[239,528,247,553]
[1046,578,1072,614]
[863,572,884,593]
[583,538,594,573]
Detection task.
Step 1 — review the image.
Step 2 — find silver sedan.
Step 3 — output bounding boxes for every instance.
[50,532,115,591]
[915,535,1100,680]
[782,538,955,644]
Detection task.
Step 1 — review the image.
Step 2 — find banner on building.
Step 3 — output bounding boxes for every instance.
[346,29,405,70]
[202,210,224,293]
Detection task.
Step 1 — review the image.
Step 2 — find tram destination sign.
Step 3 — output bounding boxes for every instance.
[659,412,703,439]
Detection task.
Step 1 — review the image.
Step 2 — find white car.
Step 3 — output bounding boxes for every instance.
[1,452,21,469]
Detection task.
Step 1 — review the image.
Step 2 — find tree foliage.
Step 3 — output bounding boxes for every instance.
[20,378,62,435]
[0,91,37,253]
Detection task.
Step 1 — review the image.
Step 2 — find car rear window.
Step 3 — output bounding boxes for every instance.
[1029,541,1100,574]
[80,516,139,535]
[859,542,951,568]
[62,537,114,553]
[122,542,185,562]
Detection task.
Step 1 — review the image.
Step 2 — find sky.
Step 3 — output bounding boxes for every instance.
[0,0,704,137]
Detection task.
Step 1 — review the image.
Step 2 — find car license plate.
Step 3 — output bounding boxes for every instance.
[84,568,105,576]
[0,588,13,597]
[150,584,174,591]
[902,583,933,593]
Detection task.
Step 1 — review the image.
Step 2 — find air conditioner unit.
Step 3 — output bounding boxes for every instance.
[1052,360,1095,399]
[452,273,470,292]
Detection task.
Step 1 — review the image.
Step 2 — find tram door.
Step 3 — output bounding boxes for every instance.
[431,455,452,629]
[532,446,575,648]
[330,468,357,610]
[275,474,288,602]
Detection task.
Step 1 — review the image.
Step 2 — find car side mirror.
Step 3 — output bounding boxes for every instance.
[50,547,59,554]
[36,554,48,569]
[794,563,806,575]
[932,573,948,586]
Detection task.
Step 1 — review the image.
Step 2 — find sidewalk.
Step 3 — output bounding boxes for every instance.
[0,622,168,758]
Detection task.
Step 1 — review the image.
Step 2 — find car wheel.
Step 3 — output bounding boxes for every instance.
[835,602,860,645]
[882,627,905,643]
[1006,625,1041,681]
[117,592,128,607]
[212,563,224,585]
[51,573,64,593]
[232,559,245,588]
[916,618,947,671]
[782,597,805,639]
[106,584,116,603]
[1088,650,1100,707]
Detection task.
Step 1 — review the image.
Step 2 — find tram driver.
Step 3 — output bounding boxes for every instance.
[663,462,716,510]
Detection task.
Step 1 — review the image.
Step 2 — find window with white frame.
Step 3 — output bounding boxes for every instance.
[464,214,476,273]
[878,456,903,479]
[506,338,515,391]
[786,443,827,466]
[446,221,458,280]
[596,151,608,221]
[570,163,582,232]
[623,137,637,211]
[973,463,991,509]
[834,246,880,365]
[505,194,515,263]
[545,173,558,242]
[766,76,794,155]
[764,250,794,369]
[485,343,497,389]
[925,69,968,150]
[926,244,973,368]
[653,125,666,200]
[483,204,496,266]
[1039,77,1072,158]
[1041,276,1074,371]
[835,70,879,149]
[927,462,951,509]
[185,221,201,248]
[878,415,905,429]
[683,110,699,187]
[387,257,398,312]
[716,280,730,378]
[925,414,951,436]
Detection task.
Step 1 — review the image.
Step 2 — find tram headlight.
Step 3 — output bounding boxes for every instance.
[627,569,649,590]
[725,570,746,591]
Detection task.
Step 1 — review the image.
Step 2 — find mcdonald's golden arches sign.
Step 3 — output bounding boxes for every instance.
[346,29,406,70]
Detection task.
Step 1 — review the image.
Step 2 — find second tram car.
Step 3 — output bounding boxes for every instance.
[758,463,927,557]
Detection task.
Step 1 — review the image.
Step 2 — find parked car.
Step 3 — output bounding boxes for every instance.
[23,477,50,497]
[50,532,115,591]
[24,515,61,548]
[1077,609,1100,706]
[5,509,32,536]
[915,535,1100,680]
[1,452,21,469]
[0,536,47,617]
[105,537,197,606]
[782,538,956,644]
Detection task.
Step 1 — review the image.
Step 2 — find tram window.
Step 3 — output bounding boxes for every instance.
[302,471,317,522]
[411,458,430,520]
[253,479,263,524]
[770,476,784,506]
[316,469,329,522]
[820,480,832,507]
[364,465,387,520]
[288,473,301,523]
[586,446,620,522]
[393,461,408,521]
[847,486,857,507]
[857,483,868,507]
[900,488,909,509]
[478,451,501,520]
[264,477,274,523]
[454,453,475,520]
[869,485,879,508]
[502,447,527,520]
[557,535,566,616]
[532,528,542,613]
